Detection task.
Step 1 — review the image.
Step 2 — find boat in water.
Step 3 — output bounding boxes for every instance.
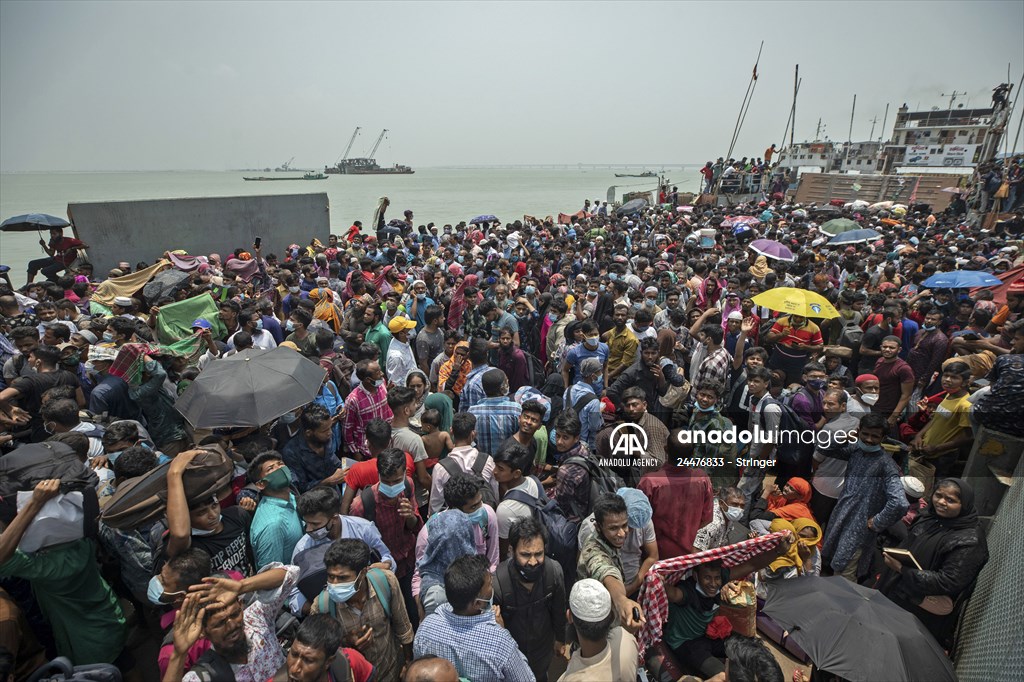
[614,171,656,178]
[243,172,328,181]
[325,128,414,175]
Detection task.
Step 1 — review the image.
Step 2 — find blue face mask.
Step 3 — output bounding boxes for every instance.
[609,273,618,281]
[476,590,495,611]
[102,331,114,342]
[327,580,358,604]
[468,506,488,530]
[696,404,716,412]
[922,325,937,331]
[379,481,406,498]
[634,325,649,334]
[254,319,263,330]
[190,515,222,536]
[285,320,295,332]
[807,379,827,391]
[859,441,882,453]
[147,575,185,606]
[524,286,536,296]
[645,299,656,307]
[280,410,299,424]
[599,285,607,293]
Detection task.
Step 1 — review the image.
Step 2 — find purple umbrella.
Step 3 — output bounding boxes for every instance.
[750,239,794,262]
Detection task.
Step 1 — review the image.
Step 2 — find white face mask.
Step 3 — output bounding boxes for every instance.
[725,506,744,522]
[861,393,879,406]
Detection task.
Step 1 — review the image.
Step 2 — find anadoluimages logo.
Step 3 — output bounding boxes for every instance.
[609,422,649,458]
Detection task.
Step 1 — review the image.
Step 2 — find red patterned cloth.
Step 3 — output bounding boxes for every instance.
[637,531,786,657]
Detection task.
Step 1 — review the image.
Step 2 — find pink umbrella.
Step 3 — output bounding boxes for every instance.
[722,215,760,228]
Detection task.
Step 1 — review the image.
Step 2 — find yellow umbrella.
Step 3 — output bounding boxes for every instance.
[753,287,840,319]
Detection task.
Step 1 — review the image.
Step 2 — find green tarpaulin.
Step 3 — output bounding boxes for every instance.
[155,294,226,344]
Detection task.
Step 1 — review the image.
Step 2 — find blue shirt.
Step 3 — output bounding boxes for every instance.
[458,365,490,413]
[413,603,535,682]
[564,382,603,451]
[564,342,610,392]
[281,434,341,493]
[468,397,522,455]
[250,492,303,569]
[412,296,435,331]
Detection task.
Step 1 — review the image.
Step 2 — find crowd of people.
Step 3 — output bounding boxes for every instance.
[0,182,1021,682]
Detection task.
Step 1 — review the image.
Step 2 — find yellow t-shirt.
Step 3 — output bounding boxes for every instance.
[922,392,972,452]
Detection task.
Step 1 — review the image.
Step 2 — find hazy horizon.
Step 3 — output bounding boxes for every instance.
[2,1,1021,172]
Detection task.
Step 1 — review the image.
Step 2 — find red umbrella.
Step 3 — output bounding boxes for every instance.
[970,264,1024,304]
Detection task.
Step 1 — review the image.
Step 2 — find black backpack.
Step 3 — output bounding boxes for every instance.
[0,442,99,531]
[758,394,815,465]
[504,475,581,591]
[439,451,499,509]
[25,658,121,682]
[560,454,624,519]
[523,351,547,387]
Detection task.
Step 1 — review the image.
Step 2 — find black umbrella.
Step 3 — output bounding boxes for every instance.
[174,346,326,428]
[762,576,956,682]
[615,198,648,216]
[0,213,71,232]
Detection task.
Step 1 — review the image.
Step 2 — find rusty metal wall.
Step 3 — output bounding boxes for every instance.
[794,173,963,211]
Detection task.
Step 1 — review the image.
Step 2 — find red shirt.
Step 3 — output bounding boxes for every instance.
[638,467,714,558]
[872,357,915,418]
[349,480,423,578]
[50,236,85,265]
[344,452,416,490]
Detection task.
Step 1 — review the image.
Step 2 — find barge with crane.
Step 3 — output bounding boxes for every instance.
[325,127,415,175]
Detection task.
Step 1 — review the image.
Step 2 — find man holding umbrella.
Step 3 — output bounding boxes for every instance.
[27,226,87,285]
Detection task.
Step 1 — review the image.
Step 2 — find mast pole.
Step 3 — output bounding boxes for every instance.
[844,94,856,168]
[791,64,798,148]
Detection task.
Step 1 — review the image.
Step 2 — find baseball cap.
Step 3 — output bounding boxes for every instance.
[191,319,212,330]
[388,317,417,334]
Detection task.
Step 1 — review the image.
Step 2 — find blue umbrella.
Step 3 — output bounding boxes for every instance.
[922,271,1002,289]
[827,228,881,245]
[0,213,71,233]
[470,214,498,225]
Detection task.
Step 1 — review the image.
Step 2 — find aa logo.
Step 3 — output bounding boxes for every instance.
[609,423,649,458]
[810,303,822,313]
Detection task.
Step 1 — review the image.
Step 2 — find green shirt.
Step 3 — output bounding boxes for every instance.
[364,321,393,369]
[577,530,625,583]
[250,493,304,568]
[0,539,126,664]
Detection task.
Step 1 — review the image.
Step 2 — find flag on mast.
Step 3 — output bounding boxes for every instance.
[753,65,759,81]
[909,177,920,204]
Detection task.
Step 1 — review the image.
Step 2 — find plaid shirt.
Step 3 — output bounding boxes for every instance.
[695,346,732,389]
[457,365,489,412]
[413,603,535,682]
[468,397,522,455]
[637,532,785,657]
[350,482,422,578]
[344,382,394,459]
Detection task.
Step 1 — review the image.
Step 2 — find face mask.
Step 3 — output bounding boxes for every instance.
[289,286,300,294]
[285,320,295,332]
[524,286,536,296]
[261,465,292,491]
[645,299,656,307]
[632,302,642,311]
[476,590,495,610]
[255,319,263,330]
[416,293,426,301]
[61,353,80,367]
[547,313,558,322]
[456,256,464,263]
[102,331,114,342]
[634,325,649,334]
[807,379,826,391]
[725,506,744,522]
[859,441,882,453]
[922,325,936,331]
[379,481,406,498]
[475,259,483,267]
[695,582,715,598]
[696,404,716,413]
[861,393,879,406]
[599,284,607,293]
[468,506,488,530]
[374,378,385,388]
[517,561,543,583]
[608,273,618,281]
[190,516,222,536]
[43,421,55,435]
[280,410,299,424]
[84,361,95,373]
[585,336,599,347]
[147,575,185,606]
[327,580,358,604]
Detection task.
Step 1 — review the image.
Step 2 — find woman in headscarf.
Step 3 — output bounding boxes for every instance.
[695,273,725,312]
[437,340,471,400]
[877,478,988,645]
[759,518,823,586]
[749,255,770,281]
[446,273,479,331]
[749,477,816,535]
[413,509,479,618]
[405,369,430,429]
[307,285,343,333]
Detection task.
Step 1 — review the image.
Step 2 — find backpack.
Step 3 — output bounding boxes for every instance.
[439,451,499,509]
[0,442,100,532]
[313,567,392,619]
[359,481,413,523]
[561,454,625,519]
[838,312,864,350]
[758,395,815,465]
[523,351,547,387]
[25,657,121,682]
[504,476,581,590]
[572,392,598,415]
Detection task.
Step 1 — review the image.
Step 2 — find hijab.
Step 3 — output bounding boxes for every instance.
[447,274,480,330]
[417,509,478,594]
[903,478,981,571]
[767,519,803,573]
[749,255,770,279]
[767,477,814,521]
[308,287,343,333]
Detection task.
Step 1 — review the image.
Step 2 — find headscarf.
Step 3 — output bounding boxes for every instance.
[749,255,770,279]
[696,276,725,310]
[447,274,480,330]
[424,391,454,432]
[617,487,653,529]
[768,519,803,573]
[902,478,981,571]
[225,257,259,283]
[417,510,478,594]
[767,477,814,521]
[438,341,472,394]
[791,517,823,553]
[720,296,743,331]
[656,328,677,360]
[308,288,343,333]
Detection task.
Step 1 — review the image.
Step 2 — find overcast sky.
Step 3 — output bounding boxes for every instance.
[2,1,1021,171]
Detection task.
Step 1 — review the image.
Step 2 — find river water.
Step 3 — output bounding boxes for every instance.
[0,167,704,278]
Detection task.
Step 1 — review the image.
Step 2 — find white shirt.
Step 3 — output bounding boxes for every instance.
[428,446,498,516]
[497,476,540,539]
[386,339,416,387]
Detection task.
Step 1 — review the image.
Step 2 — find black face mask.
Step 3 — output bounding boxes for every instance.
[516,561,543,583]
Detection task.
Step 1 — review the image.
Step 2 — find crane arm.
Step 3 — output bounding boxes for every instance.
[368,129,388,159]
[340,126,361,162]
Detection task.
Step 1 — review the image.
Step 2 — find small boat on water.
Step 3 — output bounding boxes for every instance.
[615,171,656,178]
[243,172,328,181]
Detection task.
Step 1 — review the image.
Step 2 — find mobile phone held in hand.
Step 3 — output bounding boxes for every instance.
[254,237,262,249]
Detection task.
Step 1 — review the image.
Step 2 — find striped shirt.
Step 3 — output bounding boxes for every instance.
[468,397,522,456]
